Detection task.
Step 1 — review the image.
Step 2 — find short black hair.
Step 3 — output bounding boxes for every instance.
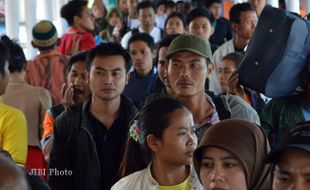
[186,8,215,26]
[166,0,176,9]
[86,43,131,72]
[0,38,9,76]
[164,12,186,31]
[156,34,180,59]
[221,52,243,68]
[0,35,26,73]
[137,1,156,13]
[205,0,222,9]
[67,51,88,73]
[61,1,88,26]
[128,32,155,50]
[229,2,254,24]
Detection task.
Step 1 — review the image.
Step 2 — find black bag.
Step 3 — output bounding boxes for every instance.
[238,5,310,98]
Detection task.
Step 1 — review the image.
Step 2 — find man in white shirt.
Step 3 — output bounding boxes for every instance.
[121,1,162,49]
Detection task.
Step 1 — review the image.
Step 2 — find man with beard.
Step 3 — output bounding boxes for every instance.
[41,52,90,163]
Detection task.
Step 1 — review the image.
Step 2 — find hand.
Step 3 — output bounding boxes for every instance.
[228,72,245,98]
[42,136,54,163]
[61,83,75,108]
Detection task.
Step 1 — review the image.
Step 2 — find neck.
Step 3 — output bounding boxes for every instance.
[141,25,154,34]
[136,67,152,77]
[151,159,189,186]
[90,95,121,127]
[10,72,24,81]
[176,91,213,124]
[73,24,87,33]
[234,36,250,50]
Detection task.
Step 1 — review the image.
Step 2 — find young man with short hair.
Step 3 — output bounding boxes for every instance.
[125,33,162,108]
[49,43,138,190]
[59,0,96,55]
[209,2,258,95]
[266,121,310,190]
[205,0,232,50]
[121,1,162,48]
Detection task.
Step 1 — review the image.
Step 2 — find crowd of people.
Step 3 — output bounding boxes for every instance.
[0,0,310,189]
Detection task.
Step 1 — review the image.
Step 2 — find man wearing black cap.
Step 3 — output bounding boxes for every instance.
[266,121,310,190]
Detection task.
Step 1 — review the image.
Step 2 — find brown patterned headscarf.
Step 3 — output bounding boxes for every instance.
[193,119,272,190]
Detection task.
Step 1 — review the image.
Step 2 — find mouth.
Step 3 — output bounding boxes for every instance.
[177,80,193,87]
[211,188,226,190]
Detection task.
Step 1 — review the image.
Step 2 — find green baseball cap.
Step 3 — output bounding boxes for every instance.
[165,34,212,60]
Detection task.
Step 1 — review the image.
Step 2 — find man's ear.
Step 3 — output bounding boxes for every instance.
[231,23,238,33]
[73,15,80,25]
[152,48,157,59]
[125,72,130,85]
[210,26,215,36]
[207,63,215,78]
[147,134,161,152]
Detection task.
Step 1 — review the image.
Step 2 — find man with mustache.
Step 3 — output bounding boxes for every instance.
[166,34,260,137]
[49,43,138,190]
[41,51,89,163]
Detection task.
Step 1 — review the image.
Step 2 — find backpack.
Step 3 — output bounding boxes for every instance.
[238,5,310,98]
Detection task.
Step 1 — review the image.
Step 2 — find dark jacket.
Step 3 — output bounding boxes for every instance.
[48,95,137,190]
[210,17,233,52]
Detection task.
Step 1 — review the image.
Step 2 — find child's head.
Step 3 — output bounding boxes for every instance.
[120,98,197,177]
[217,53,242,92]
[31,20,59,51]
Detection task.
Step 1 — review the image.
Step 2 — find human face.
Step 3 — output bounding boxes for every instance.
[273,148,310,190]
[129,40,154,76]
[127,0,138,16]
[118,0,128,13]
[76,6,95,32]
[0,61,9,96]
[67,61,89,103]
[158,46,171,88]
[208,2,222,20]
[189,17,213,42]
[199,147,247,190]
[138,7,156,32]
[89,55,128,101]
[217,59,237,92]
[235,11,257,40]
[154,108,197,166]
[168,51,208,97]
[109,12,121,27]
[165,16,185,35]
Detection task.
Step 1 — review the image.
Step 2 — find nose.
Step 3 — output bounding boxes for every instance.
[210,165,225,182]
[104,73,113,85]
[180,65,190,78]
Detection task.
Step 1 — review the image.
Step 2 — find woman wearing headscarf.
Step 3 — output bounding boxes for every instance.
[193,119,272,190]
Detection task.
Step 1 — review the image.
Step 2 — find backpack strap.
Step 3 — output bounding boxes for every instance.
[212,95,231,120]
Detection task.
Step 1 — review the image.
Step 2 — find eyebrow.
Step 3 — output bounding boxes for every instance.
[201,156,238,161]
[94,66,123,72]
[275,168,292,176]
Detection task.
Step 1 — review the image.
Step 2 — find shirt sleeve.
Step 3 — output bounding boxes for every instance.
[80,32,96,51]
[2,110,28,166]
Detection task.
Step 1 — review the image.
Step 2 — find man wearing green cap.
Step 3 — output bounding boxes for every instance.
[166,34,260,135]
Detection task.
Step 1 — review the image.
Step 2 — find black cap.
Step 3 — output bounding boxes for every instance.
[266,121,310,163]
